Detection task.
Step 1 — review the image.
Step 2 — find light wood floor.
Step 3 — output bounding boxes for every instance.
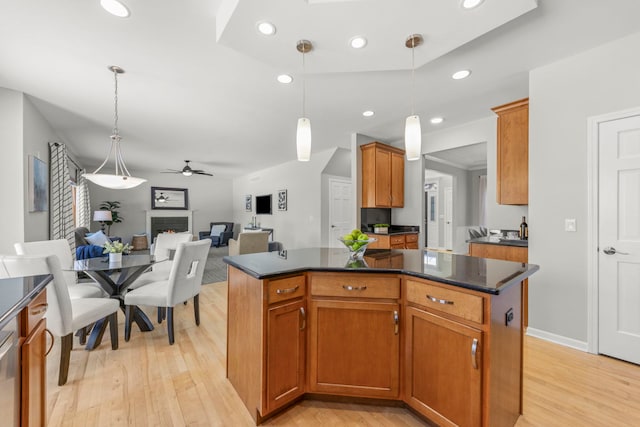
[46,282,640,426]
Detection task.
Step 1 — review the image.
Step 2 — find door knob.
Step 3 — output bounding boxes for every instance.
[603,247,630,255]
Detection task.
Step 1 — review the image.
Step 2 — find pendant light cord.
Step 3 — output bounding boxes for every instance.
[411,37,416,116]
[113,69,119,136]
[302,48,306,118]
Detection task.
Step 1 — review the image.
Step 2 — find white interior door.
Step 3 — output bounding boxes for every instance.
[427,191,439,248]
[598,114,640,364]
[329,178,352,247]
[444,187,453,250]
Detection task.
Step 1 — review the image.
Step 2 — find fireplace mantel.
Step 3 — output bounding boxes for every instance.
[146,210,193,241]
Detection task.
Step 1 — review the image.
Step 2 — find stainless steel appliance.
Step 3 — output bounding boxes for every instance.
[0,317,19,427]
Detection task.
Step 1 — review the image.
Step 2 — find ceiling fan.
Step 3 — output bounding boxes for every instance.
[162,160,213,176]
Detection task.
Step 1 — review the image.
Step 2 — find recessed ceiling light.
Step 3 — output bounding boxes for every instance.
[461,0,485,9]
[362,110,375,117]
[350,36,368,49]
[257,21,276,36]
[452,69,471,80]
[430,117,444,124]
[277,74,293,84]
[100,0,130,17]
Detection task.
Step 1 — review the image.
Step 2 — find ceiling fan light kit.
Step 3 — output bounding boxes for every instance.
[83,65,147,189]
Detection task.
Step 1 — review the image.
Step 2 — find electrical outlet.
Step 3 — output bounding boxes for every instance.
[565,218,577,232]
[505,308,514,326]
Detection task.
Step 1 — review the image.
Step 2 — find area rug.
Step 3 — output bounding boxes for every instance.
[202,245,228,284]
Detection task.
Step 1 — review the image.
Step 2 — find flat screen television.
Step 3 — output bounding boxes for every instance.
[255,194,272,214]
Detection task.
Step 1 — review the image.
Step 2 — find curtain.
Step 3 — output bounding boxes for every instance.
[478,175,487,227]
[49,142,74,250]
[75,171,91,229]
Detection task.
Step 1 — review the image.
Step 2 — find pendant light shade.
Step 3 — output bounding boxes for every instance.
[404,115,422,161]
[83,66,146,189]
[296,40,313,162]
[296,117,311,161]
[404,34,423,161]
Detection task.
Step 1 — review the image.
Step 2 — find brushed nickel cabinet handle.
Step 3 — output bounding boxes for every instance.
[299,307,306,331]
[276,285,299,294]
[30,303,48,315]
[393,311,399,335]
[471,338,478,369]
[343,285,367,291]
[426,295,454,305]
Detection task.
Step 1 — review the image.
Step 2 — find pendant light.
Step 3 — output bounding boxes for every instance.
[83,66,147,189]
[404,34,423,161]
[296,40,313,162]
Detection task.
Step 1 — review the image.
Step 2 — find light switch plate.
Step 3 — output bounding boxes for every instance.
[565,218,577,232]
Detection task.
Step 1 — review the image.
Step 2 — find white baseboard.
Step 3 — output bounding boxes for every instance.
[526,327,589,352]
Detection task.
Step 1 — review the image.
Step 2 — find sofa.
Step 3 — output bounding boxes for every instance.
[198,222,234,247]
[228,231,269,256]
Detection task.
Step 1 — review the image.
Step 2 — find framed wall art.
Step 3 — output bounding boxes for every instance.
[151,187,189,210]
[245,194,252,212]
[28,155,48,212]
[277,189,287,211]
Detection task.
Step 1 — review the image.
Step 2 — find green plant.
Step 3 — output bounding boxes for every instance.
[374,223,390,228]
[102,240,131,254]
[99,201,123,235]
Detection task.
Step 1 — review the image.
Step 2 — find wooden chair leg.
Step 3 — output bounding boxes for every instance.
[167,307,175,345]
[194,294,200,326]
[59,333,73,386]
[124,306,132,342]
[109,312,119,350]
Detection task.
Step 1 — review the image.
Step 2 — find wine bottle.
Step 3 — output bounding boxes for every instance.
[519,216,528,240]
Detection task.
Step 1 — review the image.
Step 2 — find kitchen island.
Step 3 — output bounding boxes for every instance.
[223,248,538,426]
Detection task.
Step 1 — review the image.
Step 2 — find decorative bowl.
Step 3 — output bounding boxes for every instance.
[338,237,377,260]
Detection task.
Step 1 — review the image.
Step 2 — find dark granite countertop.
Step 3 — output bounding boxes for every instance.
[0,274,51,330]
[223,248,538,295]
[366,231,418,236]
[467,236,528,248]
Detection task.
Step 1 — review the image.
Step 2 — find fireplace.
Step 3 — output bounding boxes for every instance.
[146,210,193,243]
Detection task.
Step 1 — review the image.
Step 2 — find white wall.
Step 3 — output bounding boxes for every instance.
[232,149,336,249]
[23,96,56,242]
[528,31,640,344]
[0,88,25,254]
[88,171,233,244]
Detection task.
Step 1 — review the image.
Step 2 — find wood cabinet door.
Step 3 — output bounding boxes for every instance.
[405,307,482,427]
[390,151,404,207]
[308,299,400,398]
[21,318,46,427]
[375,148,392,207]
[266,299,306,413]
[493,98,528,205]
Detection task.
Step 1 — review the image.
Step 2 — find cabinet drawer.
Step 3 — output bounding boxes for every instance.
[406,280,483,324]
[390,235,405,245]
[405,241,419,249]
[405,233,418,243]
[267,275,305,304]
[311,274,400,299]
[21,289,47,336]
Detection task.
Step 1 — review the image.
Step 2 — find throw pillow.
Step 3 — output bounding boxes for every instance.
[210,224,227,237]
[85,230,110,247]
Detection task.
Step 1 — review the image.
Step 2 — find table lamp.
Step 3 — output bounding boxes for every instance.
[93,210,113,233]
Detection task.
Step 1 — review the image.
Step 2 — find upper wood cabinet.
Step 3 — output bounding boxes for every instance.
[361,142,405,208]
[492,98,529,205]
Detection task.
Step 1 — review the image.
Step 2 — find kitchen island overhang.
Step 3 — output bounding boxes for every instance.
[223,248,539,426]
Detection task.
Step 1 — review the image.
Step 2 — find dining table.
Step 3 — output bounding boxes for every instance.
[71,254,165,350]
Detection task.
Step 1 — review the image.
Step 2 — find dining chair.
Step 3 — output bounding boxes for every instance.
[15,239,106,299]
[124,239,211,345]
[0,254,120,385]
[128,232,195,291]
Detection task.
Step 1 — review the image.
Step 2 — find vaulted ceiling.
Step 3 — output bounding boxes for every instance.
[2,0,640,178]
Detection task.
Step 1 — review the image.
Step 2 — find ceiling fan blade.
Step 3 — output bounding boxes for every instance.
[161,170,182,174]
[194,171,213,176]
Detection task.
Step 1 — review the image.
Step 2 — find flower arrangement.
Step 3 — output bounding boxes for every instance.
[103,240,132,254]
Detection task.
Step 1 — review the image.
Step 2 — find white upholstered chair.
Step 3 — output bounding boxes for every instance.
[129,232,194,290]
[0,254,120,385]
[124,239,210,345]
[14,239,106,299]
[228,231,270,256]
